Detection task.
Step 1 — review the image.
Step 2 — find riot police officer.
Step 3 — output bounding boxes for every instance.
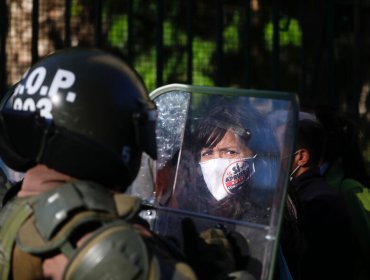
[0,48,197,279]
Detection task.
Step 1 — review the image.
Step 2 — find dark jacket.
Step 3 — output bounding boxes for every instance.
[291,168,354,280]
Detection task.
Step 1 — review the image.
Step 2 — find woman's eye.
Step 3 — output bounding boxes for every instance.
[201,150,213,157]
[225,149,238,155]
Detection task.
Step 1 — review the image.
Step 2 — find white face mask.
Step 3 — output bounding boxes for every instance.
[289,150,301,181]
[289,164,301,182]
[199,156,256,201]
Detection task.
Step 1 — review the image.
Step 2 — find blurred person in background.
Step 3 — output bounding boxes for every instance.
[315,106,370,279]
[289,118,354,280]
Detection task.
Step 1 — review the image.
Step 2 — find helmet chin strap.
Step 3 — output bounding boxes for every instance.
[289,164,301,182]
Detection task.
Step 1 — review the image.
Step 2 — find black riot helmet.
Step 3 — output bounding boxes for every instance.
[0,48,157,189]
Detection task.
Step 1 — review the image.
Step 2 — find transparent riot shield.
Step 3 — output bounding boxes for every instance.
[130,84,298,280]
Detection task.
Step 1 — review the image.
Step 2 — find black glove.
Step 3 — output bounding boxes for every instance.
[182,218,256,280]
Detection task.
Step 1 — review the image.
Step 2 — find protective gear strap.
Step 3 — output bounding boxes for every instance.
[0,196,38,279]
[16,181,141,255]
[33,180,118,240]
[17,210,116,254]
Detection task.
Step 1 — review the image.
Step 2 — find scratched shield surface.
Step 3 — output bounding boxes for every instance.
[131,84,298,280]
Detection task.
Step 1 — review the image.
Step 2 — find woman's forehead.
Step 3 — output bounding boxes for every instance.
[211,129,249,149]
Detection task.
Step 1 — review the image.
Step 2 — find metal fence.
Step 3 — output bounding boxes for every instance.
[1,0,370,117]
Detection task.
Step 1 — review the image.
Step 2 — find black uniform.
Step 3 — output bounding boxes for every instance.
[291,167,354,280]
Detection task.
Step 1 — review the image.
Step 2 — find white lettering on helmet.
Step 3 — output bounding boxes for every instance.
[36,98,53,119]
[23,98,36,111]
[25,67,47,95]
[48,69,75,97]
[13,97,53,119]
[13,98,23,110]
[11,67,77,120]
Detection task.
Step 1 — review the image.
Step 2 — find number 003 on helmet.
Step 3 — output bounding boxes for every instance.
[0,48,157,189]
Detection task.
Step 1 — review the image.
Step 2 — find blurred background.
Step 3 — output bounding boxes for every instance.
[1,0,370,170]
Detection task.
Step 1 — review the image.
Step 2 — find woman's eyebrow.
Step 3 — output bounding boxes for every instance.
[201,148,213,154]
[218,146,238,151]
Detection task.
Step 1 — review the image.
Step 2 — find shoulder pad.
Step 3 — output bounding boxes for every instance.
[65,222,197,279]
[16,180,142,255]
[63,221,153,280]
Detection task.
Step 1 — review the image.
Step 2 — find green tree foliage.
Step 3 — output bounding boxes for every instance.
[107,15,128,49]
[103,1,247,91]
[264,17,302,51]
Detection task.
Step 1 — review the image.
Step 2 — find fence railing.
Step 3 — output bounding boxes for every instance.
[0,0,369,118]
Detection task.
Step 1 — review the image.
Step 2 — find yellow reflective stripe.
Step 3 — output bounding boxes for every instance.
[356,188,370,212]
